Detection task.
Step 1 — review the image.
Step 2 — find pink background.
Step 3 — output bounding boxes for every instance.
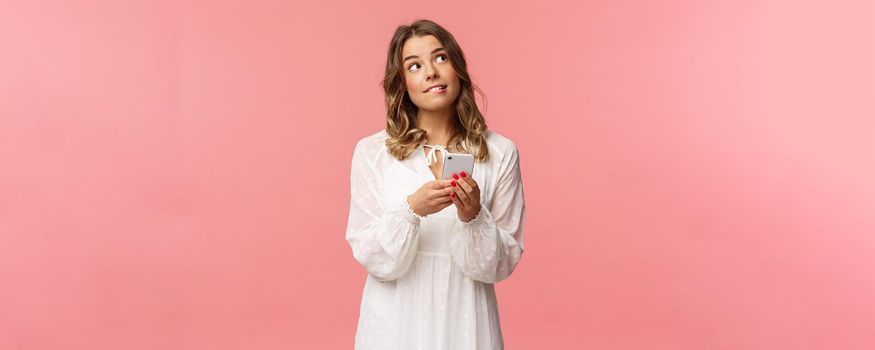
[2,0,874,349]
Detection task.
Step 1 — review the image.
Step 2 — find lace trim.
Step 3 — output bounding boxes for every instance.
[460,205,487,227]
[401,196,425,222]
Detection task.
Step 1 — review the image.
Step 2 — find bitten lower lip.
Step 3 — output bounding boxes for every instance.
[425,85,447,93]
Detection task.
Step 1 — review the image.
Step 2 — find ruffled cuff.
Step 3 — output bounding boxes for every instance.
[459,203,488,228]
[400,196,425,224]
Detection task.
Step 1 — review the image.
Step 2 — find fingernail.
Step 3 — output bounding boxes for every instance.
[451,181,456,187]
[451,193,456,198]
[452,173,459,180]
[461,171,467,177]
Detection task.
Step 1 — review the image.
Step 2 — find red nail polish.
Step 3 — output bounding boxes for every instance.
[451,181,456,187]
[461,171,467,177]
[452,174,459,180]
[451,193,456,198]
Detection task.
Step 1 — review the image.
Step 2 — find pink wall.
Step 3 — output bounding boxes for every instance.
[2,0,874,349]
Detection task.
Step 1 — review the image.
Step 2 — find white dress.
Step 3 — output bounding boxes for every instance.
[346,129,526,350]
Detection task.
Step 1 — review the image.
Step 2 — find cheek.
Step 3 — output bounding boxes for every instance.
[444,67,459,86]
[445,69,459,88]
[404,75,418,92]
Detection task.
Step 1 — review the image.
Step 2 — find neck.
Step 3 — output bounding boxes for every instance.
[416,108,455,145]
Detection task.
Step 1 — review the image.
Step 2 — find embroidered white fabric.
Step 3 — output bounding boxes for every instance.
[346,129,526,350]
[401,195,426,222]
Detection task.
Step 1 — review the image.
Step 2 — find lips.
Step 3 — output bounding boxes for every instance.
[423,84,447,93]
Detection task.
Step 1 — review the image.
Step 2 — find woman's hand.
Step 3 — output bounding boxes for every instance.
[407,180,455,217]
[449,171,481,222]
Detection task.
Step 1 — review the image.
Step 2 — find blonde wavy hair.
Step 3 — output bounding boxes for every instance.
[381,19,490,162]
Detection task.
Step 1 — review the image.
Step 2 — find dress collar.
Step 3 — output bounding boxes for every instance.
[422,144,448,166]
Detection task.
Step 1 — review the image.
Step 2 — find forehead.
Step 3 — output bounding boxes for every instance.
[401,35,443,57]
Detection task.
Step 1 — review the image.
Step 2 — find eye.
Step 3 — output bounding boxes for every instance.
[407,54,449,72]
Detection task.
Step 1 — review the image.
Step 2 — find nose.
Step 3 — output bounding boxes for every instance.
[425,62,439,80]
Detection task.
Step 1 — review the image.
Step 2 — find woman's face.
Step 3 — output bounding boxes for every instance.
[401,35,460,113]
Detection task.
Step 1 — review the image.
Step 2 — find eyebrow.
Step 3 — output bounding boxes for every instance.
[403,47,446,63]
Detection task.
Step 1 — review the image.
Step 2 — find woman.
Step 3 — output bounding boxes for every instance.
[346,18,526,350]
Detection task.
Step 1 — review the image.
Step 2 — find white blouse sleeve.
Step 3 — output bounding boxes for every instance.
[450,144,526,284]
[345,140,423,282]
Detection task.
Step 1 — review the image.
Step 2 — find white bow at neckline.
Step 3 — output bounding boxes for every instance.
[423,144,448,166]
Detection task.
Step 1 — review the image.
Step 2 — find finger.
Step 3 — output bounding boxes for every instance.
[440,184,456,197]
[451,180,470,203]
[429,186,456,201]
[434,194,454,205]
[455,178,474,197]
[427,180,452,198]
[450,192,462,206]
[459,175,478,193]
[445,195,459,207]
[450,171,472,189]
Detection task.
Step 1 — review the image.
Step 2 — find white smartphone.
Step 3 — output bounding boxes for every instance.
[442,152,475,180]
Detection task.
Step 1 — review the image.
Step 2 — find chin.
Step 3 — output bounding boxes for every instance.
[428,101,456,111]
